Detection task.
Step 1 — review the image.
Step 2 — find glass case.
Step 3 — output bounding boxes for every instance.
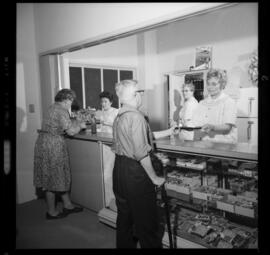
[155,144,258,249]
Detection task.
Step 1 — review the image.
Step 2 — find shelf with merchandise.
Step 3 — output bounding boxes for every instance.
[156,147,258,248]
[161,203,257,249]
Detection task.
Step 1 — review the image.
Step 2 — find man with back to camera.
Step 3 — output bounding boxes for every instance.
[112,79,165,248]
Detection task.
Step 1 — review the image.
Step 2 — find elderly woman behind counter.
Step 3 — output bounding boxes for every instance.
[34,89,86,219]
[192,68,237,143]
[179,82,199,140]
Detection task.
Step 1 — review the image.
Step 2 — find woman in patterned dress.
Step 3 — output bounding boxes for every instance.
[34,89,86,219]
[192,68,237,143]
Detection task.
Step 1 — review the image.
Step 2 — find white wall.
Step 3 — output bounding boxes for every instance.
[17,4,42,203]
[66,35,138,67]
[33,3,227,54]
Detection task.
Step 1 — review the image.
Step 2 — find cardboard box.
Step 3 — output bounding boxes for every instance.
[235,205,255,218]
[216,200,235,213]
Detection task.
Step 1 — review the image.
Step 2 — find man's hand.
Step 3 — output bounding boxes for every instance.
[152,176,165,187]
[201,124,215,134]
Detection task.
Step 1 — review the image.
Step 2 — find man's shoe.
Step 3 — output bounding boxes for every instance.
[46,212,67,220]
[63,206,83,215]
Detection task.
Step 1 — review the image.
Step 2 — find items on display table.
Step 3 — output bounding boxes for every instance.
[228,162,258,178]
[176,156,207,170]
[203,175,218,187]
[191,186,232,206]
[163,206,257,248]
[165,170,202,201]
[146,145,257,248]
[71,108,96,124]
[165,173,257,218]
[216,194,257,218]
[228,177,257,193]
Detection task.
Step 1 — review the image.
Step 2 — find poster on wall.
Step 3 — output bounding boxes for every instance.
[195,46,212,70]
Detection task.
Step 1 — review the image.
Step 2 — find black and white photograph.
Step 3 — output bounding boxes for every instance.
[5,1,266,252]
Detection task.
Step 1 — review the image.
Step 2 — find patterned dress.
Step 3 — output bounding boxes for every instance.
[34,103,74,192]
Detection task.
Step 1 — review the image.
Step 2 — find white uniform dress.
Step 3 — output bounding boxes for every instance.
[96,107,119,209]
[192,92,237,144]
[179,96,198,140]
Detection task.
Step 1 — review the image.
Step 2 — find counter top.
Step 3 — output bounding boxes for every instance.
[67,130,113,144]
[68,132,258,162]
[155,137,258,162]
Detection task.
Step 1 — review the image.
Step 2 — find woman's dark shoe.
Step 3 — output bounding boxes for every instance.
[63,206,83,215]
[46,212,67,220]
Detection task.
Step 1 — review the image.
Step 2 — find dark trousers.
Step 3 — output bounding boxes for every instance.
[113,155,162,248]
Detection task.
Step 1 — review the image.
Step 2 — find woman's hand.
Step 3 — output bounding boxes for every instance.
[201,124,215,134]
[169,120,179,135]
[80,122,87,130]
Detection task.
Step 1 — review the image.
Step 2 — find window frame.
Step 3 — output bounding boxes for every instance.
[69,63,137,109]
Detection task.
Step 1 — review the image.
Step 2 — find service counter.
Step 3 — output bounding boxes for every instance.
[66,131,113,213]
[66,130,257,212]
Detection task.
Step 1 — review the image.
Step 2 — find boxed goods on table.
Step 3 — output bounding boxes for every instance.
[176,156,207,171]
[166,171,202,202]
[191,186,232,206]
[216,194,257,218]
[165,182,191,202]
[228,177,256,193]
[216,199,235,213]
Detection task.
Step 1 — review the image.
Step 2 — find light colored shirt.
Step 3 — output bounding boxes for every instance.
[192,92,237,143]
[179,96,198,140]
[112,105,152,161]
[96,107,118,134]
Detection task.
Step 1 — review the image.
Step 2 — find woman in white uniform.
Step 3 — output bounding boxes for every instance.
[192,68,237,143]
[95,91,119,210]
[96,91,119,134]
[179,82,199,140]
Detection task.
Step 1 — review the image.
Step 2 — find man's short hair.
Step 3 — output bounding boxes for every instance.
[115,80,139,104]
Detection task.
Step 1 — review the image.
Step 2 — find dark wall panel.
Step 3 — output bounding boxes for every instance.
[103,69,118,108]
[69,67,83,108]
[120,70,133,81]
[84,68,101,110]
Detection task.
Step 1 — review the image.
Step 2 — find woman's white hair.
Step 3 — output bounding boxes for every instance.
[115,79,138,104]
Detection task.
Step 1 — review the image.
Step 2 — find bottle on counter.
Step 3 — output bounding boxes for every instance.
[91,116,97,134]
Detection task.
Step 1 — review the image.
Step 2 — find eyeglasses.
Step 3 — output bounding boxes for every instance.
[135,90,145,96]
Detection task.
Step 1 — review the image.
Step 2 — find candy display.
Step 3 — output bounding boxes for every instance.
[159,150,258,249]
[163,206,257,248]
[176,156,206,170]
